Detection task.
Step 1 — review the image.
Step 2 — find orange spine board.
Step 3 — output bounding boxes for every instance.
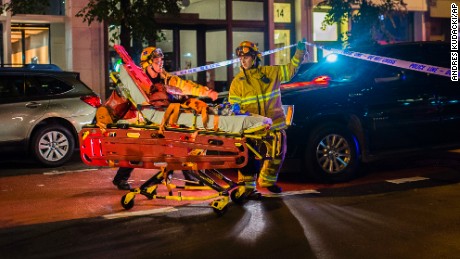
[114,44,151,99]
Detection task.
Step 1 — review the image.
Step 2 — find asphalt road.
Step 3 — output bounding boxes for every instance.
[0,149,99,176]
[1,150,460,258]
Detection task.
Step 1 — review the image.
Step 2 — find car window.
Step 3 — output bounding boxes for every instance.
[0,75,25,99]
[25,75,73,96]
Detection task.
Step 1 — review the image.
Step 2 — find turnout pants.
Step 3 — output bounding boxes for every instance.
[237,129,287,193]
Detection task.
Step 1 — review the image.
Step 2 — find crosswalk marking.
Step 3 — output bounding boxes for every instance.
[43,168,99,175]
[102,190,319,219]
[103,207,178,219]
[263,189,320,197]
[386,176,429,184]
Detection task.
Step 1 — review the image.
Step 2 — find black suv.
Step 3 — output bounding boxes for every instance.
[281,41,458,182]
[0,65,101,167]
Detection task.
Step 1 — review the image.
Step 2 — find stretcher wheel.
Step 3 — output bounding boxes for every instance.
[121,194,135,210]
[210,197,229,216]
[230,189,245,204]
[213,205,228,216]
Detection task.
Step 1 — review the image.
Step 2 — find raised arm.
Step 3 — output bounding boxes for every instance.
[162,71,218,101]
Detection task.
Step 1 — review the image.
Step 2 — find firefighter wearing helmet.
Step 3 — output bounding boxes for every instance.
[229,40,307,199]
[139,46,218,105]
[112,46,218,190]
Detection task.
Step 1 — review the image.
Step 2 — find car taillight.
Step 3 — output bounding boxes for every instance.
[281,75,331,89]
[81,95,102,108]
[312,75,331,85]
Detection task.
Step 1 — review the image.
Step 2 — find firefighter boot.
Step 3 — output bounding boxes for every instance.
[258,160,282,194]
[234,171,261,200]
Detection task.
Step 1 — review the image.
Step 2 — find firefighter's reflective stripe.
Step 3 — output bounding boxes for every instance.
[271,115,286,130]
[228,95,241,103]
[280,65,290,82]
[230,90,281,106]
[291,56,301,67]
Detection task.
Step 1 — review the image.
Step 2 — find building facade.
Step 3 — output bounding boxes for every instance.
[1,0,455,100]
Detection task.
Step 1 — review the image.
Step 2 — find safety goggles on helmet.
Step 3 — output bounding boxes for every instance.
[235,41,260,57]
[151,48,163,59]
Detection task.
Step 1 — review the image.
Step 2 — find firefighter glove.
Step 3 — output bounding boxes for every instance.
[297,38,306,51]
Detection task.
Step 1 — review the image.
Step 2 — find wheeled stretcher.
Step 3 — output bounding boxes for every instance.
[79,45,291,215]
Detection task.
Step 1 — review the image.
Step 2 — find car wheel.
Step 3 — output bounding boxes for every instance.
[31,124,75,167]
[305,123,360,183]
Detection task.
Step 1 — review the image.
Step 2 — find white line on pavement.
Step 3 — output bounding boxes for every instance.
[102,190,318,219]
[103,207,178,219]
[386,176,430,184]
[263,189,320,197]
[43,168,100,175]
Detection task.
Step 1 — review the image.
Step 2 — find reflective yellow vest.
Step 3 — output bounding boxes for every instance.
[229,49,305,129]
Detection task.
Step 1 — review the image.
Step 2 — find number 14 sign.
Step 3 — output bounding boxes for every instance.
[274,3,291,23]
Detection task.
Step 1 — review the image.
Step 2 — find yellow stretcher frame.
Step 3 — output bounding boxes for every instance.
[79,122,281,215]
[80,108,288,215]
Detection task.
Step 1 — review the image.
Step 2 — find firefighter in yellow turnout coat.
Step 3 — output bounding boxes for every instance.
[229,40,306,198]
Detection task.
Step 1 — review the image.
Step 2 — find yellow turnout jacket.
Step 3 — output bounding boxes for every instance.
[229,49,305,129]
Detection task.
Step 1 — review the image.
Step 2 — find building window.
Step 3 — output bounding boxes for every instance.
[11,24,50,65]
[274,30,290,65]
[376,12,414,43]
[48,0,65,15]
[232,1,264,21]
[8,0,65,15]
[313,12,338,42]
[156,29,175,72]
[181,0,226,20]
[312,10,345,61]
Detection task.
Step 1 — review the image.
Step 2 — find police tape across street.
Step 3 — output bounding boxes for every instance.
[170,43,297,76]
[170,41,452,79]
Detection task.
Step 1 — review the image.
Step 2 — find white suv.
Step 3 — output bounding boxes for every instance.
[0,65,101,167]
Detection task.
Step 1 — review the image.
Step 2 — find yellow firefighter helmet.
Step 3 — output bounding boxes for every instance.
[140,46,164,69]
[235,41,261,58]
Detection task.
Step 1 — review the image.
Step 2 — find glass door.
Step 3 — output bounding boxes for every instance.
[179,30,197,81]
[206,30,227,91]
